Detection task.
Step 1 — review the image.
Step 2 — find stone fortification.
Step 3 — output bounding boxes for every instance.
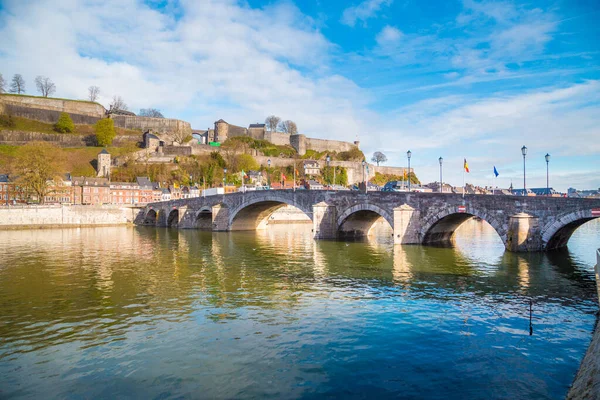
[266,131,292,146]
[0,94,104,125]
[305,137,357,153]
[0,94,191,137]
[212,119,359,156]
[0,130,139,147]
[0,205,140,228]
[112,115,192,138]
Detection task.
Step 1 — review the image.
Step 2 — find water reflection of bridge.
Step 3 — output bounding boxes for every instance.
[1,225,597,356]
[140,191,600,252]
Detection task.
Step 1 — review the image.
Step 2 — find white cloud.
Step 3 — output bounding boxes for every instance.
[0,0,367,144]
[369,81,600,190]
[341,0,393,27]
[0,0,597,192]
[376,25,403,46]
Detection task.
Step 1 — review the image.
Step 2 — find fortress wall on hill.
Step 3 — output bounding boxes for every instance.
[0,95,105,117]
[0,95,104,125]
[0,131,139,147]
[265,131,290,146]
[305,137,357,153]
[110,115,192,137]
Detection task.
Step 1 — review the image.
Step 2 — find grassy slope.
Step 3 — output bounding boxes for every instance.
[0,116,141,136]
[0,144,137,177]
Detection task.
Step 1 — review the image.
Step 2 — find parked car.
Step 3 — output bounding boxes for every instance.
[382,181,408,192]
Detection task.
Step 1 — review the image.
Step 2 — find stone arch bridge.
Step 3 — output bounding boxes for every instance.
[138,191,600,252]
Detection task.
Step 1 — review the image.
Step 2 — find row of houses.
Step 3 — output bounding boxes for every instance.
[0,175,202,206]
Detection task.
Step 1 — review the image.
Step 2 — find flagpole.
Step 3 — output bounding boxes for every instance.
[462,159,465,199]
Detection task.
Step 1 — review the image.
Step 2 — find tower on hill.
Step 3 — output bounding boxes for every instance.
[97,149,111,178]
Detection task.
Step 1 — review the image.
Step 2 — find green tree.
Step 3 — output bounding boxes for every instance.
[338,147,365,161]
[13,142,65,203]
[210,151,226,168]
[95,118,116,146]
[54,112,75,133]
[236,153,259,172]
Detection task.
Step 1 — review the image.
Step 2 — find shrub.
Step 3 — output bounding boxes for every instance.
[0,114,16,128]
[54,112,75,133]
[95,118,116,146]
[338,147,365,162]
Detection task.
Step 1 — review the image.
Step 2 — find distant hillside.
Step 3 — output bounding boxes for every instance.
[0,115,141,136]
[0,144,137,177]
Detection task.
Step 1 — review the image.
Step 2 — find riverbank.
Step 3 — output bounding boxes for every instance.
[568,248,600,399]
[0,205,142,228]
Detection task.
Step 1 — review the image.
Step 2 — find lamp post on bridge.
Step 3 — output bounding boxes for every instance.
[545,153,550,196]
[521,145,527,196]
[407,150,412,192]
[439,157,443,193]
[326,154,331,185]
[267,158,271,188]
[362,160,367,194]
[223,167,227,199]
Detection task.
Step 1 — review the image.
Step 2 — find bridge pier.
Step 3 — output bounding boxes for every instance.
[506,213,542,252]
[212,204,229,231]
[393,204,421,245]
[313,202,338,239]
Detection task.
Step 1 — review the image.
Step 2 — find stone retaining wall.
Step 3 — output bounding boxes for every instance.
[568,249,600,399]
[0,130,139,147]
[0,205,142,228]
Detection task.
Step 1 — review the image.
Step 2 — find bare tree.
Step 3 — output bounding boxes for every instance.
[171,125,192,145]
[0,73,5,94]
[371,151,387,166]
[35,76,56,97]
[279,120,298,135]
[88,86,100,102]
[9,74,26,94]
[109,95,128,111]
[265,115,281,132]
[139,108,164,118]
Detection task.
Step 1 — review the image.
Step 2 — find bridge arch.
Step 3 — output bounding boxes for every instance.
[143,209,158,225]
[167,208,180,227]
[541,209,599,250]
[420,206,507,247]
[336,204,393,239]
[195,207,213,230]
[227,193,312,231]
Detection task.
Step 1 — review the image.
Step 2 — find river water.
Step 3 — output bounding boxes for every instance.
[0,219,598,399]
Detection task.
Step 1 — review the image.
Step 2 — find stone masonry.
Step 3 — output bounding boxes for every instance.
[139,191,600,252]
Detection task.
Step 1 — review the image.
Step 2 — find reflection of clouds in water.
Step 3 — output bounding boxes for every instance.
[453,218,506,268]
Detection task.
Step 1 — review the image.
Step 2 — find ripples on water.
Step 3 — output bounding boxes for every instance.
[0,219,598,399]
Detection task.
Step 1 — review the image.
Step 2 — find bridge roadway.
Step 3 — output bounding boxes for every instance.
[138,190,600,252]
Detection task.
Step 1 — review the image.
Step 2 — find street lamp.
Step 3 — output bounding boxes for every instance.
[438,157,443,193]
[267,159,271,188]
[362,160,367,193]
[326,154,331,185]
[521,145,527,196]
[407,150,412,192]
[545,153,551,196]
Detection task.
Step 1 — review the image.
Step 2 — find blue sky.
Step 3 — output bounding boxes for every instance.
[0,0,598,190]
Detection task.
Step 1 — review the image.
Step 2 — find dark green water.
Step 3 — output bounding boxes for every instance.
[0,219,598,399]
